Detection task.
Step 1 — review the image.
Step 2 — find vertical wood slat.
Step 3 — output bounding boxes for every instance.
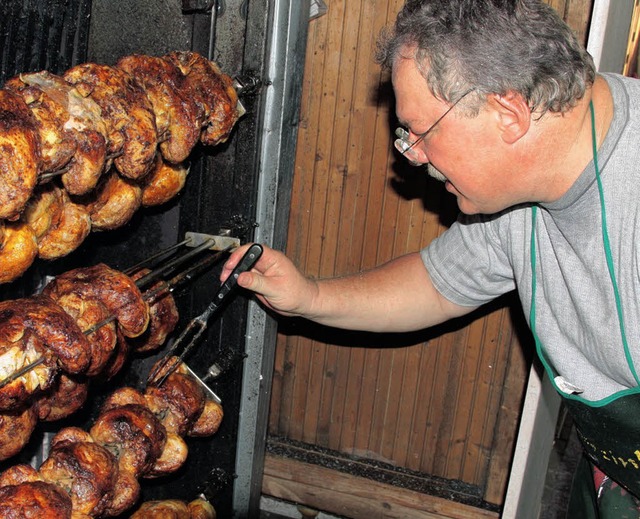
[269,0,593,509]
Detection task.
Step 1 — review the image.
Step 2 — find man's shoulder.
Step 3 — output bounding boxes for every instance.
[603,73,640,105]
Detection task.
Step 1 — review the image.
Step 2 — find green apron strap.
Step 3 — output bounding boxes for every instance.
[588,102,639,386]
[530,100,640,395]
[529,100,640,510]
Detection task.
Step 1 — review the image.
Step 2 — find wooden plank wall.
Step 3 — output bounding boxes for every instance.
[267,0,593,509]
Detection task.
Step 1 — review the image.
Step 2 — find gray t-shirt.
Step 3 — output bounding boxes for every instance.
[422,73,640,402]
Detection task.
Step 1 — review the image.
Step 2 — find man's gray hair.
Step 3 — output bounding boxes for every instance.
[376,0,596,115]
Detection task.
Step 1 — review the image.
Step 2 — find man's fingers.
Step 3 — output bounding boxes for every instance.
[235,271,255,290]
[221,243,255,282]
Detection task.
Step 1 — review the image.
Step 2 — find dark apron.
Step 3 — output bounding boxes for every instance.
[529,103,640,517]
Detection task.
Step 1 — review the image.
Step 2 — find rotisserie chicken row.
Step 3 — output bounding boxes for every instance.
[0,262,179,459]
[0,51,243,285]
[0,360,222,517]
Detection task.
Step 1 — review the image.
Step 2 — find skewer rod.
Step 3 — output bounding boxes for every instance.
[0,241,234,389]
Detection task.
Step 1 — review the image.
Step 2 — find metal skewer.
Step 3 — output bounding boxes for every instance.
[124,239,191,275]
[0,357,47,385]
[130,232,240,291]
[38,151,125,184]
[84,242,234,335]
[183,364,222,404]
[147,243,263,388]
[0,236,238,390]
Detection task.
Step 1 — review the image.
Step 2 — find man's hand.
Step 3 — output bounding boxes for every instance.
[221,243,318,317]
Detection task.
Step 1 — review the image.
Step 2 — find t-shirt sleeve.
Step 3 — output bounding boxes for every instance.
[421,214,517,307]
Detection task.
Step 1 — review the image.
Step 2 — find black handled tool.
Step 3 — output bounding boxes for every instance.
[147,243,263,387]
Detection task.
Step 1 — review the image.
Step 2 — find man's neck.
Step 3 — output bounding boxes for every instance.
[532,75,613,203]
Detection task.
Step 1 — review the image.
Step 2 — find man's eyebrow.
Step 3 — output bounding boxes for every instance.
[398,119,429,134]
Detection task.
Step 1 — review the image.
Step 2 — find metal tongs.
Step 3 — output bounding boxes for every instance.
[147,243,263,388]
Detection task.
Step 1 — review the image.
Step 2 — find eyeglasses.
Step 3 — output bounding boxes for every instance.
[394,89,474,162]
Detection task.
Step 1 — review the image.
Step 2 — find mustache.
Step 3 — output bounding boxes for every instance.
[426,164,447,182]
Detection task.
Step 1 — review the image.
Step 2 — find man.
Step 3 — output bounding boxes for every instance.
[222,0,640,515]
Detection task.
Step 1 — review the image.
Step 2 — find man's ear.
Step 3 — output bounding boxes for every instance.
[488,92,531,144]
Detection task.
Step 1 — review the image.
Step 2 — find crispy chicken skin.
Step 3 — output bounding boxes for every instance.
[165,51,241,146]
[145,432,188,478]
[48,291,117,377]
[103,386,147,408]
[39,439,118,517]
[130,268,179,353]
[0,405,37,461]
[43,263,150,338]
[0,464,41,486]
[189,398,224,437]
[130,498,216,519]
[35,186,91,260]
[36,373,89,422]
[117,54,200,164]
[64,63,158,180]
[5,75,76,174]
[0,294,92,375]
[18,71,108,196]
[0,88,41,220]
[147,359,224,437]
[0,220,38,285]
[188,498,217,519]
[144,369,205,436]
[80,168,142,231]
[0,480,73,519]
[96,327,131,382]
[130,499,191,518]
[140,156,189,207]
[50,426,94,448]
[104,468,140,517]
[23,184,63,240]
[90,403,166,477]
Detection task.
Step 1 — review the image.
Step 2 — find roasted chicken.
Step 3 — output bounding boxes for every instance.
[130,268,179,353]
[0,221,38,286]
[140,156,189,207]
[0,480,73,519]
[0,325,57,411]
[78,168,143,231]
[1,294,92,376]
[64,63,158,180]
[29,185,92,260]
[46,290,117,377]
[0,405,38,461]
[4,75,76,175]
[39,437,118,517]
[17,71,109,195]
[0,88,41,220]
[0,261,180,458]
[116,54,201,164]
[43,263,150,338]
[165,51,241,146]
[130,498,216,519]
[35,373,89,422]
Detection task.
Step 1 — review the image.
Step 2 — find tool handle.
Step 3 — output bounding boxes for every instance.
[206,243,263,314]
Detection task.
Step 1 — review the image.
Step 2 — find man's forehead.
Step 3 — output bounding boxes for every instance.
[392,56,434,101]
[392,58,435,108]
